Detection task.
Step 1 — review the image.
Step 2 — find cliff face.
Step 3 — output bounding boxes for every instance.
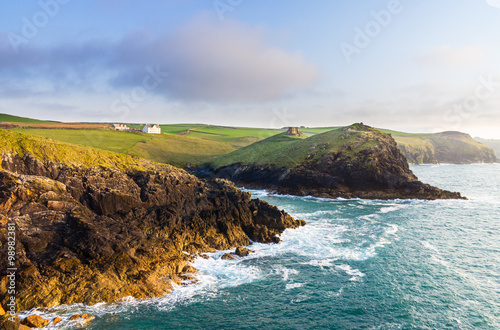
[0,152,304,311]
[395,131,498,164]
[473,137,500,159]
[197,124,465,200]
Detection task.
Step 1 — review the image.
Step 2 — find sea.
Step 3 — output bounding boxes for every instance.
[24,164,499,329]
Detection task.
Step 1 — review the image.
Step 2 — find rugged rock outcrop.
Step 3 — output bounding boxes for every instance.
[0,152,304,311]
[396,131,498,164]
[196,125,465,200]
[20,314,49,328]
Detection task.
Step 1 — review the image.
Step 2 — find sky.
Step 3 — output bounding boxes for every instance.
[1,0,499,138]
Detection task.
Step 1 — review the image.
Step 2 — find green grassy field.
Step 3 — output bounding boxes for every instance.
[5,111,496,166]
[209,124,376,169]
[475,137,500,157]
[0,113,49,123]
[13,129,148,153]
[0,129,155,171]
[118,124,283,148]
[12,128,235,167]
[126,133,235,167]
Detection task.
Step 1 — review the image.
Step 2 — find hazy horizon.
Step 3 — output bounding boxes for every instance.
[1,1,500,138]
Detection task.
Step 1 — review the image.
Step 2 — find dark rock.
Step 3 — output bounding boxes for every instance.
[0,314,22,330]
[398,131,498,164]
[181,265,197,274]
[195,125,465,200]
[20,315,49,328]
[69,313,95,325]
[235,246,254,257]
[0,152,305,311]
[221,253,234,260]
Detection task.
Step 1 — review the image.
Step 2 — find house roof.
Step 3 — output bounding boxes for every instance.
[144,124,160,128]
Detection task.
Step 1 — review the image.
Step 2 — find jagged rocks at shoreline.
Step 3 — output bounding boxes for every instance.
[195,124,465,200]
[0,152,304,311]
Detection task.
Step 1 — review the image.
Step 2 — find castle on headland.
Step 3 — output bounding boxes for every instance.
[286,127,301,136]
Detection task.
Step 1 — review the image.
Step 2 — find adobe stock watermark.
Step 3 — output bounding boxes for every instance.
[339,0,405,63]
[485,0,500,9]
[443,74,499,130]
[259,106,303,165]
[5,222,17,323]
[213,0,244,21]
[110,64,169,121]
[269,106,297,130]
[79,64,168,148]
[8,0,72,54]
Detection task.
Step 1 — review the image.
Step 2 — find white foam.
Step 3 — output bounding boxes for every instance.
[273,265,299,281]
[301,258,338,268]
[336,264,365,282]
[285,283,305,290]
[422,240,439,252]
[18,191,412,323]
[379,204,409,213]
[326,287,345,297]
[385,224,399,236]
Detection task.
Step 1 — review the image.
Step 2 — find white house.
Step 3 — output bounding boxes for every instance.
[142,124,161,134]
[111,123,129,131]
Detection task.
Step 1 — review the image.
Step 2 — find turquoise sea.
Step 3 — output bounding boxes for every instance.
[27,164,499,329]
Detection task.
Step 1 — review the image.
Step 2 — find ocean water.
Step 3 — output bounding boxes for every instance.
[26,164,499,329]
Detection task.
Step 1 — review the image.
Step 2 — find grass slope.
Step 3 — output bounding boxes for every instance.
[0,113,49,123]
[209,124,376,169]
[173,125,283,148]
[13,128,235,167]
[126,133,235,167]
[296,127,496,164]
[0,129,155,171]
[7,114,495,165]
[392,131,496,163]
[475,137,500,158]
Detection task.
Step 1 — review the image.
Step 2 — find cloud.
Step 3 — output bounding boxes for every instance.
[111,16,319,102]
[416,45,485,69]
[26,102,79,112]
[0,17,319,103]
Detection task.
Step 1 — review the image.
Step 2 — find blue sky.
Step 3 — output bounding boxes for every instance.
[1,0,499,137]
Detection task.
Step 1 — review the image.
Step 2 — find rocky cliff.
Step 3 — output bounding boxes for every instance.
[395,131,497,164]
[196,124,465,200]
[0,131,304,312]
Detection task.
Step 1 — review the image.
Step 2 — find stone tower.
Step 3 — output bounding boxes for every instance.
[286,127,300,136]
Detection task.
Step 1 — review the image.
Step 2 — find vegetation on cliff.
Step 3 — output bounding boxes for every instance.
[197,124,465,200]
[0,129,304,311]
[12,128,236,167]
[0,113,48,123]
[474,137,500,158]
[3,113,496,165]
[0,129,154,171]
[392,131,497,164]
[208,123,379,169]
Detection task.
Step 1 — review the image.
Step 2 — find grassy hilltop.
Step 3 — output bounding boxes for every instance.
[475,137,500,158]
[198,123,465,200]
[0,129,156,171]
[1,113,496,166]
[11,128,236,167]
[290,127,497,164]
[0,113,49,123]
[209,124,374,169]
